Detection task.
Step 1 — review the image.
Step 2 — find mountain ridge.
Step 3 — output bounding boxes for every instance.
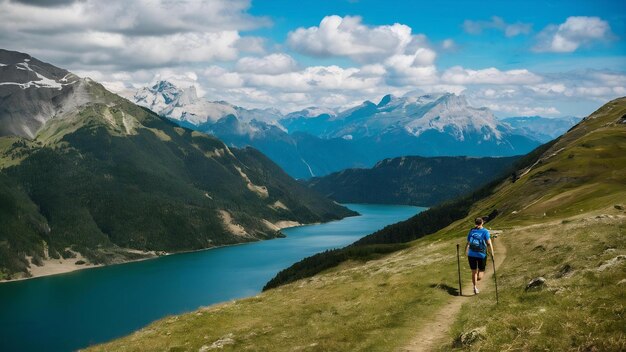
[131,80,551,179]
[304,155,520,206]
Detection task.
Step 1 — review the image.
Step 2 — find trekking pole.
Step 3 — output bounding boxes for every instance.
[456,244,462,296]
[490,253,499,304]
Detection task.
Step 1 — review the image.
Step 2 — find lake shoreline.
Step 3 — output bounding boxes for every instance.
[0,221,308,285]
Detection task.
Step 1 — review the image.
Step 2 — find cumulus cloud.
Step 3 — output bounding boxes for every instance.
[533,16,614,53]
[463,16,532,37]
[4,3,620,118]
[287,15,423,63]
[285,15,440,87]
[236,54,298,75]
[442,66,543,85]
[0,0,270,70]
[384,51,438,86]
[244,65,382,91]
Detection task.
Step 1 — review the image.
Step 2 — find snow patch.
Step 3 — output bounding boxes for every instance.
[1,61,78,90]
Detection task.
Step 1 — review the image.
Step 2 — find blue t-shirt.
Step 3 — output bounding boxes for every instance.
[467,227,490,259]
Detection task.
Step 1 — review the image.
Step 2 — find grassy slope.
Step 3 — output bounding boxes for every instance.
[88,98,626,351]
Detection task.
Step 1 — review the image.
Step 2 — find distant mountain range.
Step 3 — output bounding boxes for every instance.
[0,49,355,280]
[304,155,520,206]
[132,81,579,179]
[501,115,582,143]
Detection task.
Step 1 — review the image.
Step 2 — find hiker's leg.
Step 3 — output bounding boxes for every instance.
[477,257,486,280]
[471,269,478,287]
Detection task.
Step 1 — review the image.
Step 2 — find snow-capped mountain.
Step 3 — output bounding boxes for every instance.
[132,81,542,178]
[288,93,508,142]
[133,80,283,128]
[282,92,540,157]
[0,49,88,138]
[134,81,238,125]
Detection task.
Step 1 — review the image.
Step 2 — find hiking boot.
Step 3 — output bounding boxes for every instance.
[473,286,479,295]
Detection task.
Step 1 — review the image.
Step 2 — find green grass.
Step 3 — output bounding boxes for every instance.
[446,215,626,351]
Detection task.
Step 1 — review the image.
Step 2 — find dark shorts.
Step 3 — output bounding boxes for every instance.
[468,256,487,271]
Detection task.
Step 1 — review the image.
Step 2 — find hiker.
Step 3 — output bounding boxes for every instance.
[465,217,494,295]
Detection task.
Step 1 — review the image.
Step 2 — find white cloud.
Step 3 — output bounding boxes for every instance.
[533,16,614,53]
[244,65,382,91]
[442,66,542,85]
[234,36,267,54]
[0,0,269,70]
[526,83,567,96]
[287,15,421,63]
[203,66,245,88]
[483,103,560,116]
[7,3,619,118]
[236,54,298,74]
[463,17,532,37]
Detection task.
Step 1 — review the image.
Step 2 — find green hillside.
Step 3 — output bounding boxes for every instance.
[304,155,519,206]
[0,79,355,281]
[88,97,625,351]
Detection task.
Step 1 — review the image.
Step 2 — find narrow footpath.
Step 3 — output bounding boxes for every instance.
[400,235,508,352]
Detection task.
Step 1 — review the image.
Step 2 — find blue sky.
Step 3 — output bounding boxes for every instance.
[0,0,624,116]
[249,0,625,69]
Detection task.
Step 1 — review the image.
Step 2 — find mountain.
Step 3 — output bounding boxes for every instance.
[282,93,541,157]
[0,49,89,138]
[0,50,355,280]
[501,115,582,143]
[304,155,519,206]
[91,97,626,351]
[133,83,541,179]
[133,81,283,126]
[132,81,370,179]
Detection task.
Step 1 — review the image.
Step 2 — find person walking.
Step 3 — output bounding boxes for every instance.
[465,217,494,295]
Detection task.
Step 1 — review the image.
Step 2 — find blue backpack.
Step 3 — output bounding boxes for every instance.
[468,230,486,253]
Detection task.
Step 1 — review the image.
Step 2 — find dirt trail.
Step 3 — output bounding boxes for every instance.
[400,235,508,352]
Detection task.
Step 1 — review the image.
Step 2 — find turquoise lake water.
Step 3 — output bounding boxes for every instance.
[0,204,423,352]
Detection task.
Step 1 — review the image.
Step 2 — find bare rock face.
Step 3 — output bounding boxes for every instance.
[0,49,85,138]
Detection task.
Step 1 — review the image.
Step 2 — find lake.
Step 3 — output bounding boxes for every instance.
[0,204,423,352]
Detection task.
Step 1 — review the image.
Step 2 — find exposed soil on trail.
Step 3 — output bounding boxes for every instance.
[400,236,507,352]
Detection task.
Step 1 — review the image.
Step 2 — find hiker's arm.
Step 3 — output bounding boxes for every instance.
[465,242,470,256]
[486,239,494,257]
